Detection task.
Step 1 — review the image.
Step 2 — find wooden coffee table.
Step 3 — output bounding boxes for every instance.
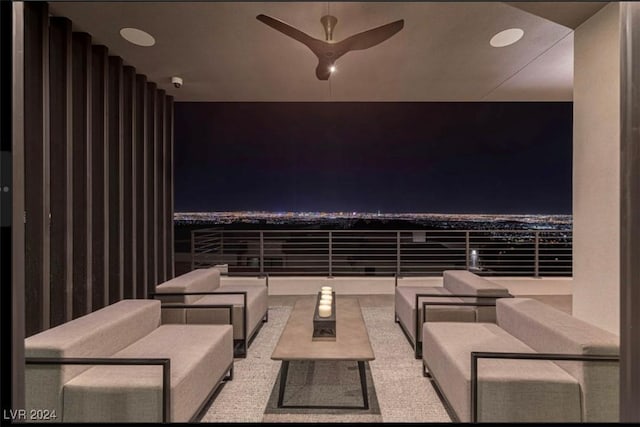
[271,296,375,409]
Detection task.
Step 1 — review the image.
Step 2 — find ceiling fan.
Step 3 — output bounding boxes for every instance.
[256,13,404,80]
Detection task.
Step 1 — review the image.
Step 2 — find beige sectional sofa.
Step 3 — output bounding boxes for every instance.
[395,270,511,357]
[25,299,233,422]
[153,267,268,357]
[422,298,620,422]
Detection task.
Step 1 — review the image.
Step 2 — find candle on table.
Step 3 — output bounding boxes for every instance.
[320,294,332,303]
[321,286,332,292]
[318,303,331,318]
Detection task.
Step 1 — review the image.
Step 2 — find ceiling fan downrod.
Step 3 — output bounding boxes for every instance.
[320,15,338,41]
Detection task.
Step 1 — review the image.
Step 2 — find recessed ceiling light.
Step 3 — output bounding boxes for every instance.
[120,27,155,47]
[490,28,524,48]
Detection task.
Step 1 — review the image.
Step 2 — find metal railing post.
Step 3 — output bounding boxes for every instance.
[328,231,333,277]
[396,231,401,276]
[259,231,264,275]
[465,231,470,270]
[220,230,224,266]
[191,230,196,271]
[534,231,540,278]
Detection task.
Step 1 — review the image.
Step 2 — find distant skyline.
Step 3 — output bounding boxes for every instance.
[174,211,573,224]
[174,210,573,217]
[174,102,572,215]
[173,211,573,232]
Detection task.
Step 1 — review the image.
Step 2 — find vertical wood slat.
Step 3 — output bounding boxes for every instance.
[146,83,157,292]
[8,0,27,408]
[23,1,49,335]
[122,66,135,298]
[620,3,640,421]
[165,96,174,279]
[156,90,166,284]
[90,45,109,310]
[71,32,92,318]
[135,74,148,298]
[49,17,73,327]
[107,56,123,304]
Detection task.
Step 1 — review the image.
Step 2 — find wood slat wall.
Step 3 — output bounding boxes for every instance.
[20,4,174,335]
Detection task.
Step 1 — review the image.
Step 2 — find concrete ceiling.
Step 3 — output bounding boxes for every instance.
[47,1,602,102]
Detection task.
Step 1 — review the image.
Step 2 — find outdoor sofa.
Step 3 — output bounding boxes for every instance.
[153,267,268,357]
[422,297,620,422]
[395,270,512,357]
[24,299,233,422]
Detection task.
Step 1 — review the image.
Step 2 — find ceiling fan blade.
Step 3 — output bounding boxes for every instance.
[256,14,324,56]
[335,19,404,57]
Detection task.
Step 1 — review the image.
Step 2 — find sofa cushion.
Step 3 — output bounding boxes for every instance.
[155,268,221,324]
[423,322,581,422]
[443,270,510,323]
[443,270,508,295]
[186,284,268,340]
[155,268,221,303]
[395,286,476,343]
[25,300,161,418]
[497,298,619,421]
[62,324,233,422]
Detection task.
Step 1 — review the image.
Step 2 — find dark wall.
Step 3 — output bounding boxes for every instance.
[175,102,573,215]
[21,2,174,336]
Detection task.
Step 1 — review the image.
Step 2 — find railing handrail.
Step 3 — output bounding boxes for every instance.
[189,228,572,278]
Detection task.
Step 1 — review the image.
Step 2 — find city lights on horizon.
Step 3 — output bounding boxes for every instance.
[173,211,573,230]
[174,210,573,220]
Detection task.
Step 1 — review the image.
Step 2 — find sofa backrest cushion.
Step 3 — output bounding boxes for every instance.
[443,270,510,296]
[155,268,220,304]
[496,298,619,421]
[24,299,161,419]
[442,271,509,323]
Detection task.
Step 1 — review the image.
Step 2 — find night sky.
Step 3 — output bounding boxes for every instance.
[174,102,572,215]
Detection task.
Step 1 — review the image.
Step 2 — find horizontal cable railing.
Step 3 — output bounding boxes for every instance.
[191,227,224,271]
[190,229,572,277]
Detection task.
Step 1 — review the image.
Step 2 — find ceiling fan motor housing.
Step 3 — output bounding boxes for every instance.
[320,15,338,41]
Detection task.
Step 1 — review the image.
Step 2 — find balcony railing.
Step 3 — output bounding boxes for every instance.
[190,228,572,277]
